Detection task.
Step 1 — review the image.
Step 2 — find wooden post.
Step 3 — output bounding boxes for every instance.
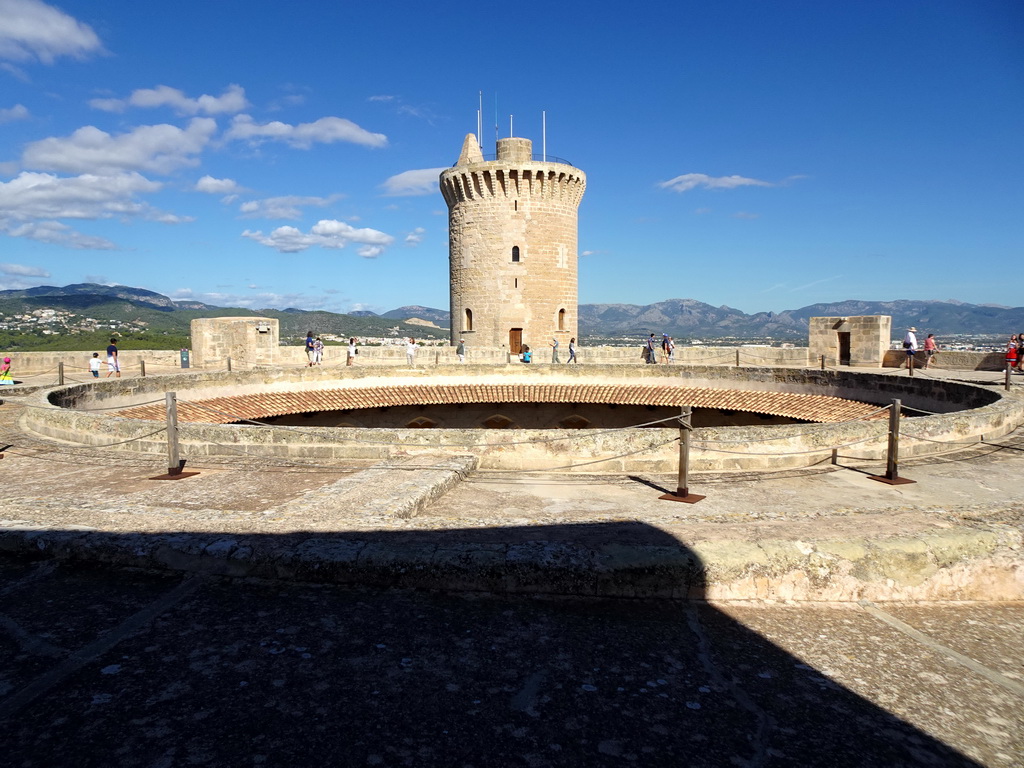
[821,354,825,370]
[165,391,181,476]
[58,361,64,386]
[908,354,914,376]
[885,398,900,480]
[1007,365,1012,392]
[226,357,232,372]
[735,349,740,367]
[140,360,146,377]
[660,406,705,503]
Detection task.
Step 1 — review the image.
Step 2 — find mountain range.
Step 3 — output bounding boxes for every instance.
[1,284,1020,340]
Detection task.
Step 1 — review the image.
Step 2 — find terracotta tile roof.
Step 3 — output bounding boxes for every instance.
[113,384,882,425]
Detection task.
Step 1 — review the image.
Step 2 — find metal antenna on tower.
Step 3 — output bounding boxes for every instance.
[509,114,513,138]
[542,110,547,162]
[477,91,482,143]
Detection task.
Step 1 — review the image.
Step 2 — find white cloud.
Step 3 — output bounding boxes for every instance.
[242,218,394,254]
[6,220,116,249]
[22,118,217,175]
[0,262,49,276]
[238,194,341,220]
[195,175,240,194]
[0,171,161,220]
[0,0,104,64]
[225,114,387,149]
[92,84,249,116]
[381,168,445,196]
[658,173,774,193]
[404,227,425,244]
[0,104,29,123]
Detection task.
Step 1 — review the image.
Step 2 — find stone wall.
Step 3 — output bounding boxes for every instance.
[25,365,1022,474]
[808,315,891,367]
[191,317,278,368]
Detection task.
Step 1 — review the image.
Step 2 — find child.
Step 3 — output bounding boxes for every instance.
[89,352,101,377]
[0,356,11,385]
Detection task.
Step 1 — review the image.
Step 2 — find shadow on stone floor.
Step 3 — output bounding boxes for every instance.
[0,522,987,767]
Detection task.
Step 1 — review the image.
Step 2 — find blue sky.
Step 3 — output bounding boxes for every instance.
[0,0,1021,315]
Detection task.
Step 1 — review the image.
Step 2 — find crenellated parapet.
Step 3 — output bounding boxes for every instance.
[439,163,586,207]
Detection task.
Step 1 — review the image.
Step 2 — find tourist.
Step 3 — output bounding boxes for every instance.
[305,331,316,367]
[550,337,560,364]
[313,336,324,365]
[106,337,120,378]
[347,338,357,366]
[456,338,466,363]
[645,333,657,364]
[902,327,918,369]
[89,352,101,378]
[1017,333,1024,371]
[406,338,418,367]
[667,337,676,363]
[1007,335,1018,372]
[520,344,532,363]
[661,334,670,363]
[922,334,939,369]
[0,356,11,385]
[567,337,577,364]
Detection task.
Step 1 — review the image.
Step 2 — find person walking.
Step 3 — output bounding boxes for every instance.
[645,334,657,364]
[902,327,918,370]
[456,338,466,363]
[0,356,12,385]
[667,337,675,363]
[313,336,324,366]
[1017,333,1024,371]
[922,333,939,369]
[567,337,577,364]
[105,337,120,378]
[661,334,670,364]
[550,337,560,364]
[304,331,316,367]
[347,338,357,366]
[520,345,532,363]
[406,338,418,367]
[89,352,101,378]
[1007,335,1018,372]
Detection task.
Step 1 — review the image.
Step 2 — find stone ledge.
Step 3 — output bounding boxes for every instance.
[1,523,1018,602]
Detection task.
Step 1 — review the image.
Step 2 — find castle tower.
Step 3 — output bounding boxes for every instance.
[439,133,586,354]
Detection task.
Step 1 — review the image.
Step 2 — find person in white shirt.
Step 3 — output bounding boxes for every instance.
[456,339,466,363]
[903,327,918,368]
[406,338,418,367]
[347,338,357,366]
[89,352,101,378]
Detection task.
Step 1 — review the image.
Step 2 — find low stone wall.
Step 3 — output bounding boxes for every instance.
[0,349,185,377]
[881,349,1003,370]
[22,364,1023,474]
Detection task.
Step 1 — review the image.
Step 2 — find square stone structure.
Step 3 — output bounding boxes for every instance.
[808,315,891,367]
[191,317,278,368]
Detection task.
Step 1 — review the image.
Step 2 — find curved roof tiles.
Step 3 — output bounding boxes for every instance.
[113,383,882,425]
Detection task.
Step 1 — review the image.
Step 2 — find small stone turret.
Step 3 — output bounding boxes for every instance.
[439,133,586,353]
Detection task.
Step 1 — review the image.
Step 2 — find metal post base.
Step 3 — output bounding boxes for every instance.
[659,489,706,503]
[149,471,201,481]
[867,475,916,486]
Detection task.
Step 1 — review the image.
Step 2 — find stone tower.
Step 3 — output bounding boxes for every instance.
[439,133,586,354]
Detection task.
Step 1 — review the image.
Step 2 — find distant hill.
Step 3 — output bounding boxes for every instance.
[379,305,451,327]
[1,285,1018,345]
[0,285,449,343]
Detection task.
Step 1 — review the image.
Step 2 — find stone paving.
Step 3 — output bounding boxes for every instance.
[0,559,1021,767]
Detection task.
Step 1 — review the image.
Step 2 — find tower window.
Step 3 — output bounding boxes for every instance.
[511,246,520,262]
[464,308,473,332]
[558,308,566,331]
